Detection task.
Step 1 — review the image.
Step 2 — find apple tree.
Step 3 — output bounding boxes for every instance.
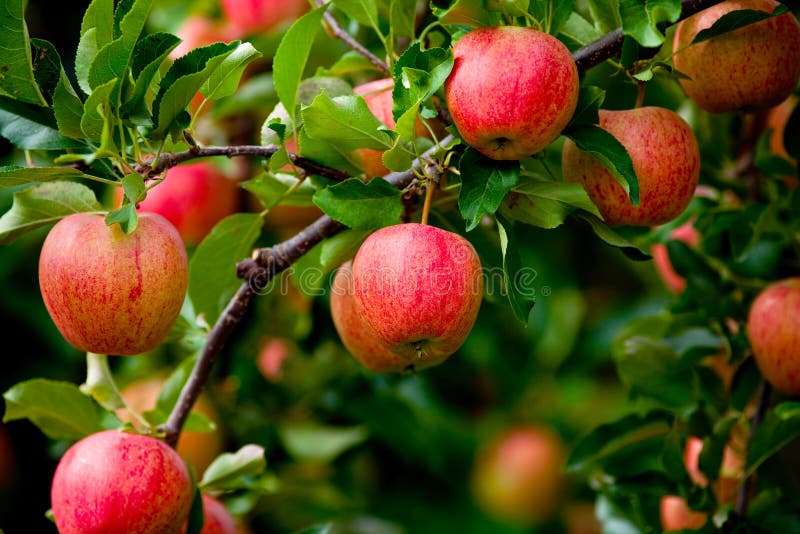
[0,0,799,532]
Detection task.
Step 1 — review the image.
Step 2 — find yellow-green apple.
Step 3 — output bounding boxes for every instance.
[122,162,239,245]
[652,219,701,294]
[660,495,707,531]
[471,425,566,525]
[221,0,306,36]
[351,223,483,362]
[562,107,700,226]
[746,277,800,395]
[38,212,188,355]
[117,378,224,476]
[330,261,414,372]
[51,430,193,534]
[182,495,237,534]
[672,0,800,113]
[444,26,579,160]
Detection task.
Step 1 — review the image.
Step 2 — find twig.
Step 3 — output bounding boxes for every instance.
[312,0,391,75]
[735,381,771,516]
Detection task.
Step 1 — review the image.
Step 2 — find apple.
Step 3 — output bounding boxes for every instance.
[652,219,701,294]
[51,430,193,534]
[562,107,700,226]
[221,0,306,37]
[351,223,483,362]
[672,0,800,114]
[660,495,707,531]
[330,261,414,373]
[118,378,225,476]
[257,337,293,382]
[125,162,239,246]
[38,212,188,356]
[767,95,798,166]
[171,16,236,59]
[444,26,579,160]
[471,425,566,525]
[683,436,743,504]
[746,277,800,396]
[182,495,237,534]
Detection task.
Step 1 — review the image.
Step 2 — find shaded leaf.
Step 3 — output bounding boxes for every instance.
[312,178,402,229]
[458,148,519,231]
[496,214,536,323]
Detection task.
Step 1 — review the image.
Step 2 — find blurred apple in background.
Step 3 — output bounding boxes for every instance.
[257,337,293,382]
[221,0,307,37]
[652,219,701,294]
[660,495,707,531]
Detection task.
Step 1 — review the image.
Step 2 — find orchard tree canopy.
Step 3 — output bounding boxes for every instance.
[0,0,799,532]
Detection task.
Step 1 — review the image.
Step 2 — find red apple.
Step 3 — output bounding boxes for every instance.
[182,495,237,534]
[130,162,239,246]
[683,436,744,504]
[221,0,307,36]
[660,495,707,531]
[351,223,483,362]
[51,430,193,534]
[652,219,701,294]
[445,26,579,160]
[39,212,188,355]
[330,261,414,373]
[562,107,700,226]
[257,337,293,382]
[746,277,800,395]
[672,0,800,113]
[471,425,566,525]
[171,16,236,59]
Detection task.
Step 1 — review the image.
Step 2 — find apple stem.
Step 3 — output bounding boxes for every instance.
[421,179,436,225]
[635,81,646,109]
[735,380,771,517]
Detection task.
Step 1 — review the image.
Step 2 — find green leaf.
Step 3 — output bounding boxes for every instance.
[48,45,86,139]
[121,32,181,121]
[430,0,495,27]
[3,379,110,440]
[242,172,317,209]
[302,92,395,151]
[105,201,138,234]
[272,6,327,118]
[154,356,199,417]
[0,166,99,189]
[0,0,47,105]
[458,148,519,232]
[334,0,379,30]
[496,215,536,323]
[564,124,639,205]
[0,96,83,150]
[619,0,681,48]
[319,229,370,272]
[691,6,788,44]
[189,213,262,326]
[560,11,604,48]
[389,0,416,53]
[278,423,368,462]
[80,78,118,143]
[200,42,262,101]
[121,172,146,203]
[569,86,606,127]
[499,182,599,229]
[0,181,101,244]
[80,0,115,46]
[746,403,800,477]
[185,488,204,534]
[312,178,402,229]
[81,353,125,411]
[200,444,266,489]
[75,28,99,95]
[574,212,648,257]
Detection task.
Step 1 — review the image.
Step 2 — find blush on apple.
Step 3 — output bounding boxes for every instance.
[38,212,188,356]
[652,219,701,294]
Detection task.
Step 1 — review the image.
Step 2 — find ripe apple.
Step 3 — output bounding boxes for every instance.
[220,0,306,36]
[38,212,188,356]
[123,162,239,246]
[117,378,225,476]
[171,16,236,59]
[562,107,700,226]
[445,26,579,160]
[351,223,483,362]
[471,425,566,525]
[330,261,415,373]
[683,436,743,504]
[746,277,800,395]
[257,337,293,382]
[182,495,237,534]
[51,430,193,534]
[660,495,707,531]
[672,0,800,113]
[652,219,701,294]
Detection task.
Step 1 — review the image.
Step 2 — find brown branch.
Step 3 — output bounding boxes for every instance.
[312,0,391,75]
[735,381,771,516]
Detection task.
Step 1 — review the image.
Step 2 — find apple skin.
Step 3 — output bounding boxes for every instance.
[660,495,707,531]
[51,430,193,534]
[652,219,701,294]
[445,26,579,160]
[221,0,306,36]
[117,378,225,476]
[182,495,237,534]
[130,162,239,246]
[672,0,800,114]
[352,223,483,362]
[471,425,566,525]
[746,277,800,396]
[562,107,700,226]
[331,261,417,373]
[38,212,188,356]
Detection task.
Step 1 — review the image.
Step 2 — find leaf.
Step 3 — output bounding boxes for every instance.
[334,0,380,30]
[746,403,800,477]
[0,0,47,105]
[619,0,681,48]
[564,124,639,205]
[0,166,99,189]
[242,172,317,209]
[81,353,125,411]
[200,444,266,489]
[312,178,402,229]
[80,78,118,144]
[500,181,600,229]
[429,0,495,27]
[3,379,110,440]
[0,96,83,150]
[121,32,181,121]
[188,213,262,326]
[691,6,788,44]
[0,181,101,244]
[105,201,138,234]
[302,92,395,152]
[496,215,536,323]
[458,148,519,232]
[319,229,370,271]
[574,212,649,257]
[200,42,262,101]
[272,6,327,117]
[389,0,416,53]
[569,86,606,127]
[278,423,368,462]
[80,0,115,46]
